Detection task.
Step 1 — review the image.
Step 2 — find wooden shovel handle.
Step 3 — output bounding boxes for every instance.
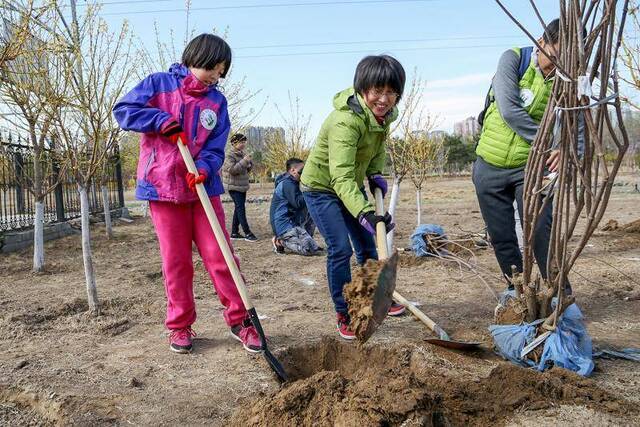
[176,139,254,311]
[373,188,389,259]
[392,290,450,340]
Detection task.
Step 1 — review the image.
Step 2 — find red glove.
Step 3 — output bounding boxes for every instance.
[186,169,207,193]
[160,119,187,145]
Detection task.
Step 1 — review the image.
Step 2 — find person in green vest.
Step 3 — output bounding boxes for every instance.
[300,55,407,340]
[473,18,573,291]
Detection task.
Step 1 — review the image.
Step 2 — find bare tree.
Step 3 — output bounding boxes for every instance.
[495,0,631,330]
[50,0,137,314]
[263,93,312,175]
[385,71,437,249]
[409,135,446,226]
[0,3,68,272]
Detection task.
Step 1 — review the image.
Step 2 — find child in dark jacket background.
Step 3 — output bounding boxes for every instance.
[269,158,321,256]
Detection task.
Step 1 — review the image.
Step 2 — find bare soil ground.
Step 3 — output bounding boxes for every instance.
[1,176,639,426]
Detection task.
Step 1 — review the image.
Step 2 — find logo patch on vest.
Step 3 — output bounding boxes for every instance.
[519,88,534,108]
[200,109,217,130]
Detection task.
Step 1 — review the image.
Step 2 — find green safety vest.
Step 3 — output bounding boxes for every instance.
[476,47,554,169]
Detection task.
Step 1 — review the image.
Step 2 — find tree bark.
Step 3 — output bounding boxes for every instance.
[416,188,422,227]
[386,176,401,252]
[33,201,45,272]
[101,185,113,239]
[79,184,100,315]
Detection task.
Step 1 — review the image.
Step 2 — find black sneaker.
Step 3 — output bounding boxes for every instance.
[230,233,244,240]
[272,237,285,254]
[244,233,258,242]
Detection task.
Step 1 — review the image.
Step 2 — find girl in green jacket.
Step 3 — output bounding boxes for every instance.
[301,55,406,340]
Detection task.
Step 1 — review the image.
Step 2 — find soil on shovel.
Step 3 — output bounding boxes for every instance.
[343,259,384,341]
[231,338,636,426]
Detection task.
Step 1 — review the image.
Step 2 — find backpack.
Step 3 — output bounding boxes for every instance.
[477,46,533,127]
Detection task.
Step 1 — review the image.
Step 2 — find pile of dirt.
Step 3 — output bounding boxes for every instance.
[231,338,636,426]
[621,218,640,233]
[494,297,527,325]
[343,259,384,341]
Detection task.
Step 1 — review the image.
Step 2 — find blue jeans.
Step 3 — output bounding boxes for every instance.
[303,191,377,314]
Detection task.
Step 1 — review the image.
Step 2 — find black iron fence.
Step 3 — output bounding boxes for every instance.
[0,132,125,232]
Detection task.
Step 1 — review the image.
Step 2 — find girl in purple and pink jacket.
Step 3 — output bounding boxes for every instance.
[113,34,260,354]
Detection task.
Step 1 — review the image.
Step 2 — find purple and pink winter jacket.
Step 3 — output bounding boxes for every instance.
[113,64,231,203]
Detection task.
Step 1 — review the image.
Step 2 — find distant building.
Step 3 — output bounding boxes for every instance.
[453,117,480,139]
[428,130,448,141]
[244,126,285,152]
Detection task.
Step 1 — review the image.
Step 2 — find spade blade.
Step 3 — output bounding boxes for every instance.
[360,251,399,342]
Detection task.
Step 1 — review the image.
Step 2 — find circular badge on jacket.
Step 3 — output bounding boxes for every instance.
[519,88,534,108]
[200,109,217,130]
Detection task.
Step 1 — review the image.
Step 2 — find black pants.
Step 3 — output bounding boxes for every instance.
[228,190,252,235]
[472,157,555,281]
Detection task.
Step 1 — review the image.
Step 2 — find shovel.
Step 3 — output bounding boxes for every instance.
[177,138,287,383]
[355,188,398,342]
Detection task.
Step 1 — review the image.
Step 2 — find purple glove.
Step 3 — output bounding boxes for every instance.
[358,211,395,235]
[368,174,388,198]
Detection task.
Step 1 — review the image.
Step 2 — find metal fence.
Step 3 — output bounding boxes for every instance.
[0,132,125,232]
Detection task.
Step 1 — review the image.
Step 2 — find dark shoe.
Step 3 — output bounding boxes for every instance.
[230,233,244,240]
[169,327,196,354]
[244,233,258,242]
[272,237,285,254]
[230,320,263,354]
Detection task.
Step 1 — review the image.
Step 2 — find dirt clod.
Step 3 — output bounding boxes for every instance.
[343,259,385,341]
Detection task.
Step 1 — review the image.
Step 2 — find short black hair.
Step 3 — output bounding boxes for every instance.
[286,158,304,171]
[543,19,560,44]
[182,33,232,78]
[353,55,406,100]
[230,133,247,145]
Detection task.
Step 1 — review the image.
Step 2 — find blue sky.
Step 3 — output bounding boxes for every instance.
[96,0,561,135]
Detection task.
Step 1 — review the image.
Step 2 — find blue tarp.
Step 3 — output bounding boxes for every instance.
[489,293,595,376]
[410,224,448,257]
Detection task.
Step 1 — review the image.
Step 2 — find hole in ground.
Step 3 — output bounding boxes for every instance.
[233,337,637,426]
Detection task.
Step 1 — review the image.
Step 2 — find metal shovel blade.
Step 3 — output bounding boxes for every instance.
[360,252,399,343]
[247,308,288,383]
[520,330,552,359]
[424,338,482,351]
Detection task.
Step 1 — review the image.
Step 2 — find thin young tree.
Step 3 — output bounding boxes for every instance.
[409,134,447,226]
[51,0,137,314]
[385,71,437,249]
[495,0,631,328]
[263,93,312,175]
[0,4,68,272]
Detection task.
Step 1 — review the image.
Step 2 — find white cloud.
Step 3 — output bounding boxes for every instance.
[426,72,493,90]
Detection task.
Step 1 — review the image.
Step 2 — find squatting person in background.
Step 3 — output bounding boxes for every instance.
[269,157,323,256]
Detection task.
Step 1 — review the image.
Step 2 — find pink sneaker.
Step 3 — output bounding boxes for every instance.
[336,313,355,340]
[169,327,196,354]
[388,302,406,316]
[231,320,263,354]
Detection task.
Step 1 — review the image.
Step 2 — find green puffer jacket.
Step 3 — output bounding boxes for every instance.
[476,47,553,168]
[300,87,398,218]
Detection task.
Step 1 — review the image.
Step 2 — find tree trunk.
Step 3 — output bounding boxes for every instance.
[386,176,401,252]
[33,201,45,272]
[416,188,422,227]
[142,201,149,217]
[79,184,100,315]
[101,185,113,239]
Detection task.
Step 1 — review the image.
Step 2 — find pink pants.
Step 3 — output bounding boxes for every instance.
[149,196,247,330]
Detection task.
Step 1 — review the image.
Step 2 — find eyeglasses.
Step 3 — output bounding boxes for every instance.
[369,88,398,100]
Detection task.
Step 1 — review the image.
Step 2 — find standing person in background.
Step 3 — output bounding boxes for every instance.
[223,133,258,242]
[473,19,578,293]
